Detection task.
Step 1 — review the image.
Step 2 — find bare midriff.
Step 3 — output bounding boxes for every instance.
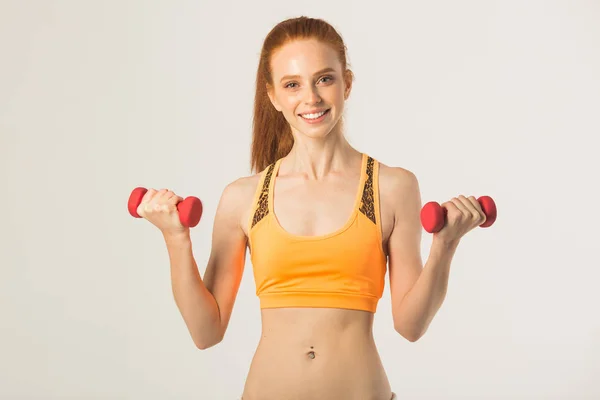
[241,307,393,400]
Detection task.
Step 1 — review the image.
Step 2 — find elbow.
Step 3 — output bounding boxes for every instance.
[194,329,224,350]
[196,342,216,350]
[395,324,423,343]
[404,332,422,343]
[195,335,222,350]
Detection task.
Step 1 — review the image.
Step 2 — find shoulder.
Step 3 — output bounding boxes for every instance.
[377,160,420,197]
[218,168,269,236]
[220,172,263,209]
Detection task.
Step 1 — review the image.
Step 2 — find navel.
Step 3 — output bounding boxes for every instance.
[307,346,315,359]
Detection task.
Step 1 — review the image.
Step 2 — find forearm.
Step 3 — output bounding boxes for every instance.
[163,232,222,349]
[394,237,459,341]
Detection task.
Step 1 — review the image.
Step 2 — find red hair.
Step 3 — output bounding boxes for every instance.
[250,16,354,173]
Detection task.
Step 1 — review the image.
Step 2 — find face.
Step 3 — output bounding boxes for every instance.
[267,39,352,139]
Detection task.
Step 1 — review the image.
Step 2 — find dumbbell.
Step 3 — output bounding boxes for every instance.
[127,187,203,228]
[420,195,496,234]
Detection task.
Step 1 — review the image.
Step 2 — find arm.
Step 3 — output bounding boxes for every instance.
[387,169,459,342]
[165,179,248,349]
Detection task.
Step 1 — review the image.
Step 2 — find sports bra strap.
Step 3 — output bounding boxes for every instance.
[249,162,276,230]
[358,155,378,225]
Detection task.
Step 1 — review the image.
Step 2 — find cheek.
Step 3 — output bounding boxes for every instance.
[280,95,301,113]
[323,85,344,101]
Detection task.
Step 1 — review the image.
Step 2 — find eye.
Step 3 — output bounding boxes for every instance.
[284,82,298,89]
[319,75,334,84]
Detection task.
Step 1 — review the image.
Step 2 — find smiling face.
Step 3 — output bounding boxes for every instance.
[266,39,352,139]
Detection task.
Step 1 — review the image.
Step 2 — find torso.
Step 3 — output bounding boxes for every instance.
[236,151,406,400]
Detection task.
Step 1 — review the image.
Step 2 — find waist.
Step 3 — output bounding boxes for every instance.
[244,308,391,399]
[260,306,374,339]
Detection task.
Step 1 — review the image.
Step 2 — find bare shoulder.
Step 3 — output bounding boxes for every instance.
[378,161,419,199]
[218,171,263,237]
[222,173,261,200]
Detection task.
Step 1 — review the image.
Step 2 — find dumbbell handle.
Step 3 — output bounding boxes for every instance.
[127,187,203,228]
[420,195,497,233]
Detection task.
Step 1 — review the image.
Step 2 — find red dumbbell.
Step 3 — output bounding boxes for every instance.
[127,187,203,228]
[420,195,497,234]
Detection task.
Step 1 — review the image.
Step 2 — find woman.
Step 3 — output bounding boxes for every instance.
[138,16,487,400]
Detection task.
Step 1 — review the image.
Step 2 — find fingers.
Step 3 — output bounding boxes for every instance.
[146,189,167,213]
[444,195,485,226]
[456,195,486,225]
[141,188,157,204]
[137,188,156,217]
[437,195,487,242]
[450,196,470,216]
[165,191,184,212]
[467,195,486,224]
[138,188,182,216]
[167,193,184,206]
[440,200,459,225]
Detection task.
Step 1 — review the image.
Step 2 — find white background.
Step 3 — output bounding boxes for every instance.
[1,1,599,399]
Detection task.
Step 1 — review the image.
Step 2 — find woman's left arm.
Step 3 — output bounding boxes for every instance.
[387,169,485,342]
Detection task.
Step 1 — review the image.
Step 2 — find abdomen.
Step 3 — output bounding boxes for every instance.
[241,308,392,400]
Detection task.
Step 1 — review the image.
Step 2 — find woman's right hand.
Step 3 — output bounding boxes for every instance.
[136,188,188,236]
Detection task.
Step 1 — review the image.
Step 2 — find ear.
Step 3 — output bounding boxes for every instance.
[266,83,282,112]
[343,69,354,100]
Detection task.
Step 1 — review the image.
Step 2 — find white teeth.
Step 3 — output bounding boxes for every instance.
[301,110,327,119]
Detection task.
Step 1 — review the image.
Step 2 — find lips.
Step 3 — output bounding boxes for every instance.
[299,108,331,120]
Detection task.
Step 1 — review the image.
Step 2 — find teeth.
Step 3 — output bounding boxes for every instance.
[301,110,327,119]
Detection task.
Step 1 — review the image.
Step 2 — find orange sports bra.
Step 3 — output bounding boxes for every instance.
[247,153,387,313]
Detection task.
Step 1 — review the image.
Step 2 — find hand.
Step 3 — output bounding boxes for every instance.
[136,188,188,236]
[434,195,487,245]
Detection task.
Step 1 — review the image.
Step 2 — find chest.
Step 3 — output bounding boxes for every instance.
[272,177,361,238]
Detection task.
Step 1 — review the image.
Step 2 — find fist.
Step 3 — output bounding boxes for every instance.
[137,188,187,235]
[434,195,487,244]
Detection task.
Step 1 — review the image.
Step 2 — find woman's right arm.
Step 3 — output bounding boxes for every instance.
[164,179,250,350]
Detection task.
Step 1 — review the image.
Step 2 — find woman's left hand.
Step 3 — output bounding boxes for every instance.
[434,195,487,245]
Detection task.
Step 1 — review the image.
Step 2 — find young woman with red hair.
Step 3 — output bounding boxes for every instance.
[138,16,486,400]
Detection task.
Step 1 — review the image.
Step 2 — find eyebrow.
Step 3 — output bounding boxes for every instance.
[279,67,337,83]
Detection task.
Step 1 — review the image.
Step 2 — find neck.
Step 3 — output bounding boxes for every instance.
[284,131,360,180]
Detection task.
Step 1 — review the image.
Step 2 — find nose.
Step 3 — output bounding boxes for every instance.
[303,85,322,105]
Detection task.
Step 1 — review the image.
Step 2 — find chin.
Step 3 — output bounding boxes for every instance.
[295,121,336,138]
[302,129,333,139]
